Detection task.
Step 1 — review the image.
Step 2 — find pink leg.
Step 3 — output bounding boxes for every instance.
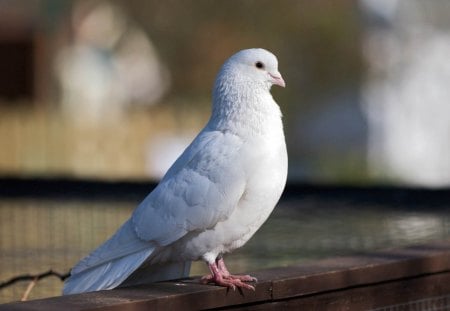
[200,258,256,290]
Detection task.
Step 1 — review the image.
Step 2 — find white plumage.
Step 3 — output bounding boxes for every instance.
[63,48,287,294]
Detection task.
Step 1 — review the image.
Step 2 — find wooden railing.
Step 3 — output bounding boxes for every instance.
[1,240,449,310]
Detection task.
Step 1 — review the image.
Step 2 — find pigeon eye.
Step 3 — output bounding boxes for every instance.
[255,61,264,69]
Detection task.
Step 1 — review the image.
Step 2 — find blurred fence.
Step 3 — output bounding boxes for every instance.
[0,197,134,302]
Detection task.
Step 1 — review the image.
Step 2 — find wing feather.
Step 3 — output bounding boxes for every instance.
[132,129,246,245]
[70,219,152,275]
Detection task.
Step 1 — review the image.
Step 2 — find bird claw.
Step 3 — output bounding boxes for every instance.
[203,276,255,291]
[200,273,256,290]
[222,278,255,291]
[228,274,257,282]
[202,259,257,290]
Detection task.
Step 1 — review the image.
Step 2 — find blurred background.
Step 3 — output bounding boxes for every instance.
[1,0,450,304]
[1,0,449,185]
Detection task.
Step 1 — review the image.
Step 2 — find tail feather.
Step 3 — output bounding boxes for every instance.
[63,247,154,295]
[63,219,192,295]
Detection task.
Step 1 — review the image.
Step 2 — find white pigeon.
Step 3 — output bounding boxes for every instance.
[63,48,287,294]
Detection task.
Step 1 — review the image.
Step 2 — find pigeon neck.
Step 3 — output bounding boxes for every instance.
[210,78,282,135]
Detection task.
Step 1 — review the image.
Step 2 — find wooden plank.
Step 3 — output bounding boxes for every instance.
[270,240,450,300]
[0,279,272,311]
[235,272,450,311]
[1,240,449,311]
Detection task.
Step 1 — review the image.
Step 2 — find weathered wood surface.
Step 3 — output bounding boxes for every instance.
[1,240,450,311]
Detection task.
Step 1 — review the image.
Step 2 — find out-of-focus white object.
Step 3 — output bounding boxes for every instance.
[145,134,194,179]
[361,0,450,186]
[55,1,170,124]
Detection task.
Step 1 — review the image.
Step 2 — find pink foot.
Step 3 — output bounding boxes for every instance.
[200,258,257,291]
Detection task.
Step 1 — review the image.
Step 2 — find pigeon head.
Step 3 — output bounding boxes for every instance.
[211,48,285,125]
[214,48,285,98]
[231,48,285,89]
[221,48,285,90]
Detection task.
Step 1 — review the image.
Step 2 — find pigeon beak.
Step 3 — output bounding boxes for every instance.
[269,72,286,88]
